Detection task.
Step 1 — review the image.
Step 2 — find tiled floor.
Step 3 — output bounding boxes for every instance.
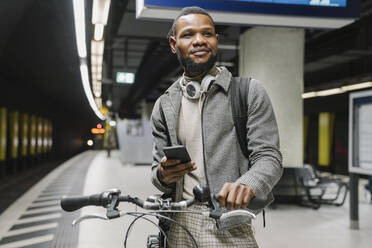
[0,150,371,248]
[0,152,96,248]
[253,195,372,248]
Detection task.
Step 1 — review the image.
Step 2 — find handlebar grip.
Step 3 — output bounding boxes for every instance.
[247,196,271,210]
[247,192,274,210]
[60,194,106,212]
[212,192,274,211]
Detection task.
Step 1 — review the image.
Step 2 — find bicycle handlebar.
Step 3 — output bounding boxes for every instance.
[61,193,197,212]
[60,185,272,217]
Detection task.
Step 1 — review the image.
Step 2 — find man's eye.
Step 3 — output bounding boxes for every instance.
[203,32,212,37]
[182,33,192,38]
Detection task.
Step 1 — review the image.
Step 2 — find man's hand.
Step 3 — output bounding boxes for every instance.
[217,183,255,210]
[157,156,197,185]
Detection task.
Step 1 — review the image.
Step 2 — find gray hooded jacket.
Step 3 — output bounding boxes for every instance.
[150,67,283,228]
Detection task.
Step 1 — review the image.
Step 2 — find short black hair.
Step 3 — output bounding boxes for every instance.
[167,6,215,39]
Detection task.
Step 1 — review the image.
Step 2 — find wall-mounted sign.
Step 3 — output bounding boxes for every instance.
[136,0,359,28]
[349,89,372,176]
[116,72,135,84]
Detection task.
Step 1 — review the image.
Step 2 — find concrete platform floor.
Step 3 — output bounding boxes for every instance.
[0,150,371,248]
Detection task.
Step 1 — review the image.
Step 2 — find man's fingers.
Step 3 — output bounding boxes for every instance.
[161,155,188,167]
[226,185,238,210]
[163,165,195,178]
[217,183,230,208]
[242,191,251,208]
[163,162,196,173]
[217,183,255,210]
[162,159,181,167]
[234,186,245,209]
[160,156,167,163]
[159,161,197,185]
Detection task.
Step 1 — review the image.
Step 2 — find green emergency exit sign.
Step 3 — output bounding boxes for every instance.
[116,72,135,84]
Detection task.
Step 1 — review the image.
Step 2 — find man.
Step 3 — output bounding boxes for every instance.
[150,6,282,247]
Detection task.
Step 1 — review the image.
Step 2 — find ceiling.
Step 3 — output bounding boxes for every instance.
[105,0,372,118]
[1,0,372,124]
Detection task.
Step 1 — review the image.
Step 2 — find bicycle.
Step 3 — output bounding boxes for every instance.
[60,184,271,248]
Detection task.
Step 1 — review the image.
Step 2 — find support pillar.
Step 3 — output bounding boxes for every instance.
[239,27,305,167]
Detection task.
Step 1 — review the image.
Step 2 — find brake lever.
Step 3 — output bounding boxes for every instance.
[207,195,256,221]
[220,209,256,220]
[208,195,223,220]
[72,214,108,227]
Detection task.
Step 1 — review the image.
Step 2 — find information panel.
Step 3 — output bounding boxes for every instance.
[349,90,372,175]
[231,0,346,7]
[137,0,359,28]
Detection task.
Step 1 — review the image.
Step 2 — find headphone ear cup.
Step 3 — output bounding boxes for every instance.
[181,81,201,100]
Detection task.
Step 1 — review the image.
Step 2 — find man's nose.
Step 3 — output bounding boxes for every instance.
[192,33,206,46]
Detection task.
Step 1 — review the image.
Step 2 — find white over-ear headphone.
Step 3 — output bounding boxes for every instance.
[180,74,215,100]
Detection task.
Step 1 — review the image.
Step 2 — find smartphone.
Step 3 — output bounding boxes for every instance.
[163,145,191,163]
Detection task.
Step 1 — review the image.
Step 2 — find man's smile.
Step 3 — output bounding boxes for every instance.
[190,48,211,56]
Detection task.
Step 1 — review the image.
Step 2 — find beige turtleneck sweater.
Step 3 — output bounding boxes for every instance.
[177,66,219,199]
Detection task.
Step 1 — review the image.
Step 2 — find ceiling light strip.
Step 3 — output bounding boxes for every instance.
[91,1,111,116]
[72,0,87,58]
[341,82,372,91]
[94,24,105,41]
[73,0,104,120]
[302,81,372,99]
[91,40,105,55]
[92,0,111,25]
[80,62,105,120]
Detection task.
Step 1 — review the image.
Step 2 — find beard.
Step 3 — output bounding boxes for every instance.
[176,48,217,75]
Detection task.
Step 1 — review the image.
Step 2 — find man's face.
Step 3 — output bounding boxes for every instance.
[169,14,219,76]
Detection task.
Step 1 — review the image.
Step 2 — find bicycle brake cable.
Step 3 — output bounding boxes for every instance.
[126,211,199,248]
[123,212,168,248]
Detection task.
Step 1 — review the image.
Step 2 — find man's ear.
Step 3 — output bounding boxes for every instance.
[216,33,219,42]
[169,36,177,54]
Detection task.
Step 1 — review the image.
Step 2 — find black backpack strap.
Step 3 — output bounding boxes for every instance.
[231,77,251,159]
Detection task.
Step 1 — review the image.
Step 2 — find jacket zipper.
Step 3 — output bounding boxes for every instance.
[201,87,222,228]
[201,91,211,190]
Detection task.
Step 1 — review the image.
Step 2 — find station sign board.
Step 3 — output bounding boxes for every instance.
[349,89,372,176]
[116,72,135,84]
[136,0,359,28]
